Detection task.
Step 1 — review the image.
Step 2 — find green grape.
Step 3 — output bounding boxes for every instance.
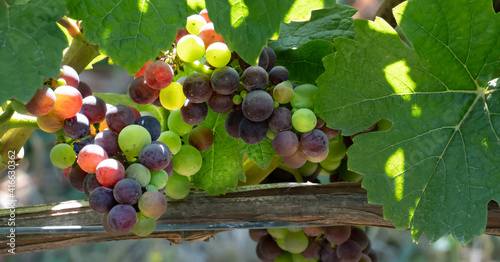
[284,231,309,254]
[125,163,151,187]
[275,252,293,262]
[172,145,202,176]
[167,110,193,136]
[206,42,231,68]
[177,35,205,63]
[132,212,157,237]
[266,128,277,139]
[56,78,67,87]
[274,101,279,108]
[291,109,316,133]
[275,237,288,251]
[186,14,206,35]
[298,161,318,177]
[273,81,294,104]
[327,137,347,161]
[118,125,151,161]
[165,172,191,199]
[50,143,76,169]
[232,95,242,105]
[157,131,182,155]
[291,253,318,262]
[320,158,341,171]
[149,170,169,189]
[290,84,318,110]
[288,227,302,232]
[240,90,248,99]
[268,228,289,239]
[146,184,158,191]
[159,82,186,110]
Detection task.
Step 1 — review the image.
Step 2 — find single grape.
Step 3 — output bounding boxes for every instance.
[96,158,125,188]
[94,130,120,157]
[125,163,151,187]
[165,172,191,199]
[149,169,169,190]
[175,29,189,42]
[283,230,308,253]
[186,14,207,35]
[76,82,92,98]
[232,95,242,105]
[77,144,108,173]
[273,81,294,104]
[348,227,369,250]
[105,105,135,133]
[291,84,318,110]
[325,226,351,245]
[298,161,318,177]
[320,244,338,262]
[257,48,270,69]
[89,186,118,213]
[199,9,211,22]
[242,90,274,122]
[272,131,299,157]
[300,129,328,157]
[129,76,160,104]
[132,212,157,237]
[188,125,214,151]
[177,35,205,63]
[199,22,224,48]
[183,73,213,103]
[269,66,289,86]
[135,116,162,141]
[239,118,268,144]
[211,66,239,95]
[79,96,107,125]
[113,178,142,205]
[144,61,174,90]
[274,252,293,262]
[292,108,317,133]
[263,46,276,72]
[63,113,90,139]
[268,228,289,239]
[282,145,307,168]
[118,124,151,160]
[37,110,64,133]
[249,229,269,242]
[138,190,167,218]
[53,86,83,118]
[172,145,203,176]
[139,142,171,171]
[258,235,283,259]
[159,82,186,110]
[25,86,56,116]
[301,237,321,259]
[208,92,234,114]
[336,240,362,262]
[225,110,245,139]
[59,65,79,88]
[241,66,269,91]
[107,204,138,233]
[206,42,231,68]
[180,100,208,125]
[167,109,193,136]
[68,165,88,192]
[50,143,76,169]
[303,227,324,237]
[307,148,329,163]
[157,131,182,155]
[83,173,102,197]
[146,185,158,192]
[268,107,292,132]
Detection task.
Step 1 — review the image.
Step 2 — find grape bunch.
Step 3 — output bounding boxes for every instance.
[250,226,378,262]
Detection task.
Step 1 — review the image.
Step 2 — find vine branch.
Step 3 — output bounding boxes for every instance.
[0,104,14,126]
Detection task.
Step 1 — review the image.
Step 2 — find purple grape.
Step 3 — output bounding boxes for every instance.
[73,137,94,155]
[258,235,283,259]
[301,238,321,259]
[180,100,208,125]
[69,165,88,192]
[135,116,162,141]
[325,226,351,245]
[83,173,102,197]
[267,107,292,132]
[239,118,268,144]
[113,178,142,205]
[336,240,362,262]
[225,110,244,139]
[105,105,135,133]
[211,66,239,95]
[272,131,298,157]
[349,227,369,251]
[207,92,234,114]
[89,186,118,213]
[60,65,79,88]
[188,125,214,151]
[242,90,274,122]
[94,130,120,156]
[107,204,138,232]
[242,66,269,91]
[301,129,328,157]
[269,66,289,86]
[263,47,276,72]
[139,142,171,171]
[128,76,160,105]
[63,113,90,139]
[80,96,107,124]
[183,73,213,103]
[77,82,92,98]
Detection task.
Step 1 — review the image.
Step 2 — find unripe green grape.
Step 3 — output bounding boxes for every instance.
[159,82,186,110]
[157,131,182,155]
[274,101,279,108]
[177,35,205,63]
[291,84,318,110]
[146,185,158,191]
[186,15,206,35]
[232,95,242,105]
[273,81,294,104]
[165,172,191,199]
[125,163,151,187]
[320,158,341,171]
[327,137,347,161]
[149,170,169,189]
[240,90,248,99]
[132,212,157,237]
[298,161,318,177]
[284,231,309,254]
[266,128,277,139]
[172,145,202,176]
[275,252,293,262]
[268,228,289,239]
[291,108,316,133]
[206,42,231,68]
[291,253,318,262]
[118,125,151,160]
[56,78,67,87]
[167,110,193,136]
[50,143,76,169]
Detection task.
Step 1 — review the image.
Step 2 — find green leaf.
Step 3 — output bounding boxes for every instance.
[206,0,335,65]
[240,137,275,169]
[0,0,67,104]
[316,0,500,244]
[187,0,205,12]
[66,0,187,74]
[193,110,245,195]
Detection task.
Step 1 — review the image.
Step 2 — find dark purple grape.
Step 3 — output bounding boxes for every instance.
[63,113,90,139]
[77,82,92,98]
[107,204,138,232]
[242,90,274,122]
[80,96,107,124]
[164,160,174,176]
[135,116,162,141]
[60,65,79,88]
[94,130,120,156]
[180,100,208,125]
[113,178,142,205]
[139,142,171,171]
[238,50,268,71]
[73,137,94,155]
[211,66,239,95]
[269,66,289,86]
[105,105,135,133]
[258,235,283,259]
[208,93,234,114]
[188,125,214,151]
[272,131,298,157]
[282,145,307,168]
[225,110,245,139]
[242,66,269,91]
[128,76,160,105]
[263,47,276,72]
[183,73,213,103]
[301,238,321,260]
[325,226,351,245]
[83,173,102,197]
[321,245,340,262]
[301,129,328,157]
[69,165,88,192]
[268,107,292,132]
[349,227,369,251]
[239,118,268,144]
[336,240,362,262]
[256,242,274,262]
[249,229,268,242]
[89,186,118,213]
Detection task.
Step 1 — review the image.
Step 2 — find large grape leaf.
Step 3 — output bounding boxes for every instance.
[193,110,245,195]
[240,137,275,169]
[206,0,335,65]
[66,0,187,74]
[0,0,67,104]
[316,0,500,243]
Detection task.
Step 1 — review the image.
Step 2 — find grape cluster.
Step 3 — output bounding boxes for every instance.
[250,226,378,262]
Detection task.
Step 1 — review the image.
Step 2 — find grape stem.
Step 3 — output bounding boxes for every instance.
[0,104,14,127]
[57,17,82,38]
[61,28,100,74]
